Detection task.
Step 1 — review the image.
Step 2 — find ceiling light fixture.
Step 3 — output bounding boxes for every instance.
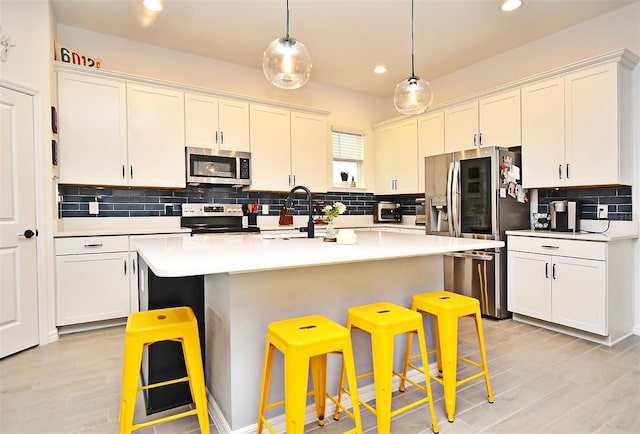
[374,65,387,74]
[501,0,522,12]
[393,0,433,116]
[262,0,311,90]
[143,0,163,12]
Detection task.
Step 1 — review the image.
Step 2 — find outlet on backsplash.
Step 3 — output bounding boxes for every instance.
[597,205,608,219]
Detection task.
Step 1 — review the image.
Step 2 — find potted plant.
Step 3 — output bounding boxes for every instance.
[340,171,349,185]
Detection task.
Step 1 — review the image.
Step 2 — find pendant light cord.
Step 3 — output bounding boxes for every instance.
[411,0,415,78]
[285,0,290,39]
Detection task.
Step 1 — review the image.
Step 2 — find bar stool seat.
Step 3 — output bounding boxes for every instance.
[119,306,209,434]
[257,315,363,434]
[401,291,494,423]
[335,302,439,434]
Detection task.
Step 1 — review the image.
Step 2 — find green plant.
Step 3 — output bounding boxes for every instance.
[340,171,349,181]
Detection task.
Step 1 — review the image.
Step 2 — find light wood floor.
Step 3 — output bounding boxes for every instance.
[1,318,638,434]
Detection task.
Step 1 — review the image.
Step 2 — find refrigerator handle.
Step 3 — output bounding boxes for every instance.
[447,161,455,236]
[451,161,461,237]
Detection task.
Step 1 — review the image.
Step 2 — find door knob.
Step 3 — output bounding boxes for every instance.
[19,229,37,239]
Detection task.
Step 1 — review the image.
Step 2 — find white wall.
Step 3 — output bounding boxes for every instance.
[0,0,57,343]
[55,24,391,192]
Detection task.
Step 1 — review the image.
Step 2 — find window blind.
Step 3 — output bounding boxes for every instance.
[332,130,364,161]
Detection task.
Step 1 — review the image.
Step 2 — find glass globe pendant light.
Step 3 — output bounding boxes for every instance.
[394,0,433,115]
[262,0,311,89]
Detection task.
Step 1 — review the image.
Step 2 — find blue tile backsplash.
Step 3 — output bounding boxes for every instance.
[58,185,632,221]
[537,186,632,221]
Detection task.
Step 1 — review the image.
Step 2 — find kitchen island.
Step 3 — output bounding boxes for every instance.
[135,231,503,433]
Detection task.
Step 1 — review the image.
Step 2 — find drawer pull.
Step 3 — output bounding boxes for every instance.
[83,243,103,248]
[552,263,557,280]
[541,245,559,249]
[545,263,549,279]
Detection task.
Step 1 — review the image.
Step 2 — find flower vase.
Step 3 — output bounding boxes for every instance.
[324,220,337,242]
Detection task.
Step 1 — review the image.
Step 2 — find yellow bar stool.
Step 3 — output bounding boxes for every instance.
[401,290,494,423]
[334,302,439,434]
[257,315,363,434]
[119,306,210,434]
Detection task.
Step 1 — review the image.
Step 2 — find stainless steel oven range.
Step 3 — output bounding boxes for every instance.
[180,203,260,235]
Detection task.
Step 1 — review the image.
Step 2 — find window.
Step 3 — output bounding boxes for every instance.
[332,128,364,185]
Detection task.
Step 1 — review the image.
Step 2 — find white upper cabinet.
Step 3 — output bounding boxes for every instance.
[127,83,185,188]
[521,77,566,188]
[57,71,128,186]
[185,93,250,152]
[445,89,521,152]
[374,118,418,194]
[522,59,634,188]
[290,111,328,192]
[417,110,445,192]
[444,101,478,152]
[249,104,328,192]
[564,62,632,186]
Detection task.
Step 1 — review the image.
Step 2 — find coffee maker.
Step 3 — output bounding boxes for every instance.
[549,200,580,232]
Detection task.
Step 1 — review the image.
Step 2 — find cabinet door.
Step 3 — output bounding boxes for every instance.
[127,84,185,188]
[374,126,396,194]
[565,63,620,186]
[290,111,328,192]
[479,89,521,147]
[418,111,445,193]
[56,252,130,325]
[249,104,291,191]
[57,72,128,185]
[551,256,606,335]
[185,93,219,149]
[444,101,478,152]
[521,77,565,188]
[507,250,552,321]
[218,98,250,152]
[394,118,418,193]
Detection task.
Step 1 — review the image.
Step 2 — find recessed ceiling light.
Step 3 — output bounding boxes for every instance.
[143,0,163,12]
[374,65,387,74]
[501,0,522,12]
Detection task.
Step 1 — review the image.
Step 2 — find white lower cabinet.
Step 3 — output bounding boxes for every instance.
[55,236,131,326]
[507,234,633,344]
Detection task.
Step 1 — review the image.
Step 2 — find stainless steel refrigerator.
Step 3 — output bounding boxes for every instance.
[425,146,530,319]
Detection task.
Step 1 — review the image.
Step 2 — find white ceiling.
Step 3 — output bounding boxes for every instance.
[50,0,635,98]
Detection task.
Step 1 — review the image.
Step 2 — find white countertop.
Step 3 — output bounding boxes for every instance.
[135,231,504,277]
[506,229,638,242]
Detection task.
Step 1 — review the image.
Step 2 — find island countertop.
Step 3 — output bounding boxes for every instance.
[134,231,504,277]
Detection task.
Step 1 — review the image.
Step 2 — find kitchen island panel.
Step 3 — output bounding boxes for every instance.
[204,255,444,430]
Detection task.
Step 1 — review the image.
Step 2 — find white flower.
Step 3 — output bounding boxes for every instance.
[323,201,347,220]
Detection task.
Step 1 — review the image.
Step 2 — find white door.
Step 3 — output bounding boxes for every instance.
[0,86,39,358]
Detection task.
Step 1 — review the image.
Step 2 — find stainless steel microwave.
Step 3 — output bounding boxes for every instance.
[186,147,251,187]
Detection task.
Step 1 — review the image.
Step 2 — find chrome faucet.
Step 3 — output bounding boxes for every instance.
[285,185,315,238]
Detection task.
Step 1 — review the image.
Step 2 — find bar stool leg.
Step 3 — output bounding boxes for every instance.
[284,352,310,434]
[370,330,393,434]
[257,342,275,433]
[341,343,363,433]
[473,313,494,403]
[399,331,414,392]
[416,326,440,434]
[119,336,144,434]
[182,332,210,434]
[310,354,327,425]
[439,316,459,423]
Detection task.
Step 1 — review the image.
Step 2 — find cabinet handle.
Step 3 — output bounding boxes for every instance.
[479,132,483,147]
[133,258,136,274]
[545,262,549,279]
[566,163,570,179]
[83,243,103,248]
[130,165,134,179]
[293,175,296,186]
[552,263,556,280]
[473,133,477,147]
[220,131,224,144]
[288,174,291,186]
[541,245,559,249]
[558,164,562,179]
[124,259,127,276]
[122,165,125,179]
[215,131,219,144]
